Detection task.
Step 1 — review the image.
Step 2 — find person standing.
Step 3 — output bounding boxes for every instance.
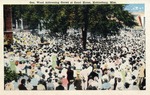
[88,69,99,81]
[61,75,68,90]
[47,79,54,90]
[80,68,88,90]
[26,78,33,90]
[5,81,14,90]
[13,79,19,90]
[67,66,74,90]
[56,81,65,90]
[137,63,145,90]
[69,80,75,90]
[18,79,27,90]
[37,80,46,90]
[101,79,111,90]
[74,73,82,90]
[30,75,39,90]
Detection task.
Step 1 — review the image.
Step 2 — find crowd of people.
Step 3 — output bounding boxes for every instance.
[4,28,146,90]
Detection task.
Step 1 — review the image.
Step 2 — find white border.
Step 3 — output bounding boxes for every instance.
[0,0,150,95]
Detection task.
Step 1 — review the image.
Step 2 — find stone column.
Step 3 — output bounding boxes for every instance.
[38,24,40,30]
[16,19,18,29]
[40,20,43,31]
[20,18,24,30]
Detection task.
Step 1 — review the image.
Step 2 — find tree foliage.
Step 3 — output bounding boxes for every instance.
[4,67,18,84]
[12,5,137,49]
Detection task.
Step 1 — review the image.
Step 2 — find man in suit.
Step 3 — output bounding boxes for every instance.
[18,79,27,90]
[56,81,65,90]
[67,66,74,90]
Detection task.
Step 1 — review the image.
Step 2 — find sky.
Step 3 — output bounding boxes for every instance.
[124,4,144,12]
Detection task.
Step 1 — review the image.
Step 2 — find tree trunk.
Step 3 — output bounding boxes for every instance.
[82,29,87,50]
[82,6,89,50]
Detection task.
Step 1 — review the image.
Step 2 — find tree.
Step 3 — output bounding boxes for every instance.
[12,5,43,30]
[47,5,70,34]
[11,5,137,49]
[4,67,18,84]
[68,5,137,49]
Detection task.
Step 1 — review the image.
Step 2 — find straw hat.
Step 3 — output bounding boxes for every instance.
[93,69,97,72]
[58,80,62,84]
[70,80,74,82]
[76,71,80,75]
